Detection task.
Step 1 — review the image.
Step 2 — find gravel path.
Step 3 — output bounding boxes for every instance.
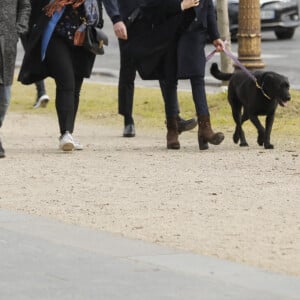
[1,112,299,276]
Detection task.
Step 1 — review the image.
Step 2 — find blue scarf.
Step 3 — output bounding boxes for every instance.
[41,0,100,61]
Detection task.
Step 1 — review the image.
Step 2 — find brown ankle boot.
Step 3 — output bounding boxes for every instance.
[166,117,180,149]
[197,115,224,150]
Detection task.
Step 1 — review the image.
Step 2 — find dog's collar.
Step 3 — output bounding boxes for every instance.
[255,81,272,100]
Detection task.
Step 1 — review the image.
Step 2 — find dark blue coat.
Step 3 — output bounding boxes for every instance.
[177,0,220,78]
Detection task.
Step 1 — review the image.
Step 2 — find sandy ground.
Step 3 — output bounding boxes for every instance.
[0,111,299,277]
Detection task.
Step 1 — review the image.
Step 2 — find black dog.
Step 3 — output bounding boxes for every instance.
[210,63,291,149]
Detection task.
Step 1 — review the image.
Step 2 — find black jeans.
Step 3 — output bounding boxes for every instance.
[118,39,179,120]
[190,76,209,116]
[159,79,180,118]
[46,36,84,135]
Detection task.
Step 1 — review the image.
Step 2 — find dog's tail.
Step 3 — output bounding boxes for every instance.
[210,63,233,81]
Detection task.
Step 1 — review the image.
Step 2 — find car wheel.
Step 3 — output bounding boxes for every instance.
[275,28,295,40]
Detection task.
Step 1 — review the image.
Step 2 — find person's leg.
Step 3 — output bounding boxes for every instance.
[0,85,11,128]
[33,80,50,108]
[0,139,4,158]
[190,76,209,116]
[159,79,179,119]
[159,78,181,149]
[190,76,224,150]
[35,80,46,98]
[118,39,136,137]
[72,75,84,133]
[46,36,76,150]
[159,41,197,149]
[0,84,11,158]
[21,35,49,108]
[151,78,195,150]
[68,75,84,150]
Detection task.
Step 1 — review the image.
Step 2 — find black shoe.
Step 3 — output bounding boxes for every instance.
[0,140,5,158]
[123,124,136,137]
[177,116,197,134]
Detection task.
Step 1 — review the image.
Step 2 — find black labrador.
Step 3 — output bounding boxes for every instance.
[210,63,291,149]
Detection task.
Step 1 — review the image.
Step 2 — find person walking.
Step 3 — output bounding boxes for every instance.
[20,0,50,109]
[18,0,104,151]
[177,0,225,150]
[104,0,197,139]
[119,0,202,149]
[20,37,50,109]
[0,0,31,158]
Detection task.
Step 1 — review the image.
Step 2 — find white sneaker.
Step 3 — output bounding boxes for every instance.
[59,131,74,151]
[73,139,83,150]
[33,94,50,108]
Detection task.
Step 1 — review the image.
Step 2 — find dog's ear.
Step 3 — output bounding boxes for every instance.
[261,72,274,83]
[282,77,290,89]
[259,72,277,97]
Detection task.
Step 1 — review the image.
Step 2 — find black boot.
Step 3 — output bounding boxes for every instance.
[198,115,224,150]
[177,116,197,134]
[166,117,180,149]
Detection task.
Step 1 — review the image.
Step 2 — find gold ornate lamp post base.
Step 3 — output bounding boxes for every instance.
[237,0,265,70]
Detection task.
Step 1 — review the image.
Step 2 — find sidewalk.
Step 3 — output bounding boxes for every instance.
[1,209,300,300]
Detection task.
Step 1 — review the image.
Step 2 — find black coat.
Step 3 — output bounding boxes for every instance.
[122,0,189,80]
[177,0,220,78]
[18,0,101,85]
[118,0,140,18]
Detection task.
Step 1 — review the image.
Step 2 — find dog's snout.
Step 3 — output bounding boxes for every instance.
[283,93,291,102]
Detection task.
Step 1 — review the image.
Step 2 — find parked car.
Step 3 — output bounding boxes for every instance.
[215,0,300,40]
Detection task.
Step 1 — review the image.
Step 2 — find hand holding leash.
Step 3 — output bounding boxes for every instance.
[212,38,225,52]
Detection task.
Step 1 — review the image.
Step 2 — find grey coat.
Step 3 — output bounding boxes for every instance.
[0,0,31,85]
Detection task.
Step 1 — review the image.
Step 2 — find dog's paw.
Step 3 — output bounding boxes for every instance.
[239,142,249,147]
[264,143,274,149]
[257,129,265,146]
[257,134,264,146]
[257,140,264,146]
[233,133,239,144]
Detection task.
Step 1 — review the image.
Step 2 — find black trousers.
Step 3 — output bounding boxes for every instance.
[46,36,84,135]
[118,39,136,118]
[118,38,180,119]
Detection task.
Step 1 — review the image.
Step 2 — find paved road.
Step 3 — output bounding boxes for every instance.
[1,210,300,300]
